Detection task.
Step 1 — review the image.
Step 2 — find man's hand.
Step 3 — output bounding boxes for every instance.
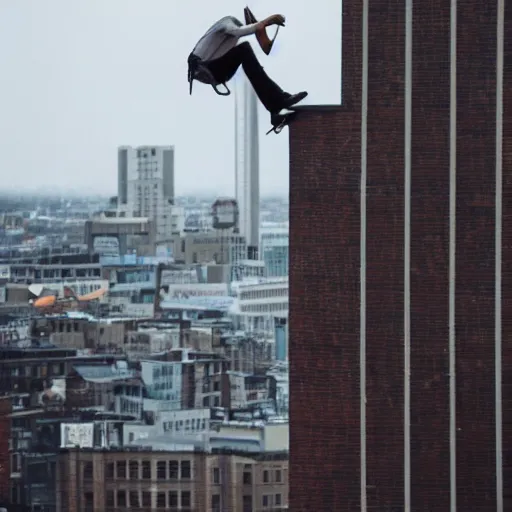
[259,14,285,29]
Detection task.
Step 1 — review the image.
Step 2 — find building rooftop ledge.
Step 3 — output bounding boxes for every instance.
[292,104,350,112]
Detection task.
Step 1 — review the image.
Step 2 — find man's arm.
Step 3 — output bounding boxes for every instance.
[243,7,280,55]
[224,14,285,38]
[226,21,260,37]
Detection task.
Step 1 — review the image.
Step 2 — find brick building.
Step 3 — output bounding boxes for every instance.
[56,448,288,512]
[289,0,510,511]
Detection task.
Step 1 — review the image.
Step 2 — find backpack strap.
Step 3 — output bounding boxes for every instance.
[188,54,231,96]
[210,81,231,96]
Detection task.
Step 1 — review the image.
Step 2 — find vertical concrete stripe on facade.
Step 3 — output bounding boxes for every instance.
[449,0,457,510]
[360,0,369,509]
[404,0,412,508]
[495,0,504,509]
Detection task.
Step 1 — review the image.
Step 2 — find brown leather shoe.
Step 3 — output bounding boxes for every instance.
[244,6,279,55]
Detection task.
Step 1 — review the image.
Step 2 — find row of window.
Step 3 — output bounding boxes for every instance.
[10,267,101,279]
[136,199,160,208]
[262,493,283,508]
[109,290,152,298]
[51,320,80,333]
[161,417,208,433]
[103,489,191,509]
[241,468,283,486]
[96,490,282,511]
[188,237,245,245]
[115,270,155,283]
[202,395,221,407]
[137,148,157,157]
[263,469,283,484]
[213,492,283,512]
[119,399,142,416]
[152,365,175,378]
[9,361,66,377]
[240,302,288,314]
[136,175,161,183]
[239,287,288,301]
[102,460,191,481]
[91,462,284,486]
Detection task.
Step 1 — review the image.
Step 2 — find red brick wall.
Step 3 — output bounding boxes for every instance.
[289,0,509,511]
[289,106,361,510]
[455,1,498,510]
[340,0,362,109]
[503,3,512,508]
[409,0,451,509]
[365,0,406,508]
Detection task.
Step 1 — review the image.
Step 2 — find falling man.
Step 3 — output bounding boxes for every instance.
[187,7,308,133]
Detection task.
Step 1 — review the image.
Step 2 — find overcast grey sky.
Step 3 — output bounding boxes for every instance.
[0,0,341,197]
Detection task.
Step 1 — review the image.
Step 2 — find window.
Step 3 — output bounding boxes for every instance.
[84,492,93,512]
[106,491,114,508]
[243,468,252,485]
[142,491,151,507]
[157,492,166,508]
[181,490,191,508]
[10,454,19,473]
[117,490,126,507]
[181,460,191,479]
[142,460,151,479]
[129,460,139,479]
[168,490,178,508]
[157,460,166,479]
[263,470,269,483]
[129,491,140,508]
[83,462,93,480]
[169,460,179,479]
[116,461,126,479]
[212,467,220,484]
[275,469,282,483]
[212,494,221,512]
[105,462,114,479]
[275,493,282,506]
[10,485,19,505]
[262,495,269,508]
[243,495,253,512]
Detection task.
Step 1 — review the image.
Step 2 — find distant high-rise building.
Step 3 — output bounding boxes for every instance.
[274,317,288,361]
[235,76,259,259]
[117,145,175,241]
[261,226,289,277]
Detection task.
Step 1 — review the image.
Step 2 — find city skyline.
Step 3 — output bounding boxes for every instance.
[0,0,341,196]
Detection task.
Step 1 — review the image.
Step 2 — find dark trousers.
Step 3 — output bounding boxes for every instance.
[205,42,287,113]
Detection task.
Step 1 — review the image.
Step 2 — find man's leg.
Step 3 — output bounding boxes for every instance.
[207,42,306,113]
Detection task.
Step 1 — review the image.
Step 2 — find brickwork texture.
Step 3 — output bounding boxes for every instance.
[289,0,511,510]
